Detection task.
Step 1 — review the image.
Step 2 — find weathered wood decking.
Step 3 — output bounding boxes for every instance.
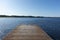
[3,25,53,40]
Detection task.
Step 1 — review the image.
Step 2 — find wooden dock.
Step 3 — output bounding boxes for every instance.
[3,25,53,40]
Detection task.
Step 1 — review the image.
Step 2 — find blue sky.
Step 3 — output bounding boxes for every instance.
[0,0,60,17]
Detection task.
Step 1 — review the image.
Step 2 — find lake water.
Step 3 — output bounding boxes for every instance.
[0,18,60,40]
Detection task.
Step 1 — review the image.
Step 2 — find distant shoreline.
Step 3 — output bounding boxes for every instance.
[0,15,60,18]
[0,15,43,18]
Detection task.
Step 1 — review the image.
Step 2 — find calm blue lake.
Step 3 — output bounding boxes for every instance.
[0,18,60,40]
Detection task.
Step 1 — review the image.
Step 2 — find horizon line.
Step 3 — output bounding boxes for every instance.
[0,15,60,17]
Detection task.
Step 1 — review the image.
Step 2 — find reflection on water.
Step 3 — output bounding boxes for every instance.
[0,18,60,40]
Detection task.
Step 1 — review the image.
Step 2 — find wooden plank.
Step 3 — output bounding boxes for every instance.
[3,25,53,40]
